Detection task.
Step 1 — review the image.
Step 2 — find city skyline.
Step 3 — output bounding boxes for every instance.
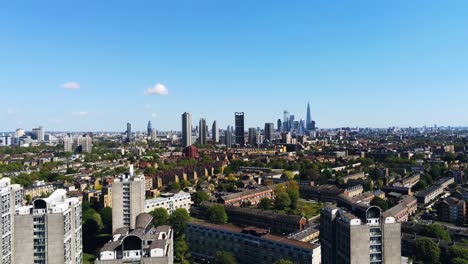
[2,1,468,131]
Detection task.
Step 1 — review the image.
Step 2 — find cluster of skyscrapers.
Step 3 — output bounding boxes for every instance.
[179,102,315,148]
[278,102,316,136]
[0,126,49,146]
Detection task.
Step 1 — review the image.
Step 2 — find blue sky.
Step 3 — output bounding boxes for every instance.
[1,1,468,132]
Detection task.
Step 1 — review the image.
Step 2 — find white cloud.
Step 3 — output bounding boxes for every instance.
[60,81,80,90]
[144,83,168,96]
[6,108,16,115]
[151,113,157,118]
[144,104,152,110]
[72,111,89,118]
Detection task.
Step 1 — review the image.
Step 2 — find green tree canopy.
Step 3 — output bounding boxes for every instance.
[275,192,291,210]
[285,180,300,209]
[170,182,181,191]
[100,207,112,234]
[150,207,169,227]
[370,197,389,211]
[416,238,441,264]
[448,245,468,261]
[194,190,210,205]
[274,260,294,264]
[282,171,295,180]
[208,204,228,224]
[425,224,451,241]
[169,208,190,237]
[451,258,468,264]
[258,197,272,210]
[174,235,191,264]
[215,251,237,264]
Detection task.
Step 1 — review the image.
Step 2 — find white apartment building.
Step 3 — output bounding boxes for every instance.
[144,192,192,214]
[14,189,82,264]
[0,178,23,264]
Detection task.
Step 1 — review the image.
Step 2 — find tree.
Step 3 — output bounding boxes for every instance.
[275,192,291,210]
[150,208,169,227]
[275,260,294,264]
[286,180,300,209]
[194,190,210,205]
[370,197,389,211]
[82,205,103,253]
[416,238,440,264]
[174,235,191,264]
[227,173,237,182]
[451,258,468,264]
[376,179,384,189]
[169,208,190,237]
[425,224,451,241]
[208,204,228,224]
[448,245,468,261]
[144,166,158,175]
[100,207,112,234]
[283,171,295,180]
[413,179,428,191]
[25,194,32,204]
[181,180,192,189]
[258,198,272,210]
[170,182,181,191]
[264,179,274,186]
[215,251,237,264]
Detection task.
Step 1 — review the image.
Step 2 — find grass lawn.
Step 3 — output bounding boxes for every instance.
[296,200,324,219]
[263,200,324,219]
[83,253,95,264]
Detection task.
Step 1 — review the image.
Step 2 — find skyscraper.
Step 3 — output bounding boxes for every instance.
[112,165,145,232]
[277,119,282,132]
[225,126,232,147]
[32,126,44,141]
[181,112,192,147]
[289,114,295,131]
[147,120,152,136]
[126,122,132,142]
[248,127,257,146]
[212,121,219,144]
[283,110,289,132]
[63,136,74,152]
[264,123,274,142]
[198,118,207,145]
[15,189,82,264]
[235,112,245,146]
[320,205,401,264]
[77,134,93,153]
[150,128,157,141]
[306,102,312,130]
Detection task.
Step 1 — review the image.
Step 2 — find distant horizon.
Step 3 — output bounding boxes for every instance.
[1,124,468,135]
[2,1,468,131]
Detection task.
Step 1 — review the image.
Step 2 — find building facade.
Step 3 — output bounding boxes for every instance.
[97,213,173,264]
[15,189,82,264]
[212,121,219,144]
[248,127,256,146]
[198,118,207,145]
[187,222,320,264]
[112,167,145,232]
[0,178,23,264]
[235,112,245,146]
[181,112,192,147]
[320,205,401,264]
[264,123,274,142]
[144,192,192,214]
